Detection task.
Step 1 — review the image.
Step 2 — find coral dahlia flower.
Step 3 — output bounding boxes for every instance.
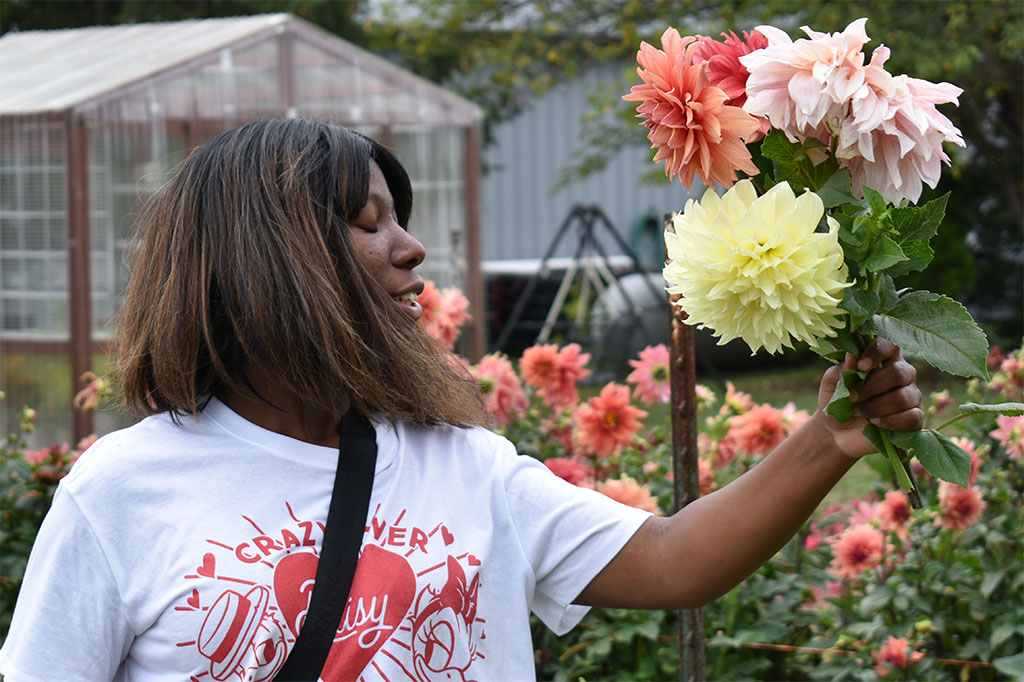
[872,636,924,677]
[729,403,787,455]
[544,457,595,487]
[665,180,849,354]
[623,27,761,189]
[877,490,912,539]
[573,382,648,459]
[596,474,660,515]
[470,352,528,428]
[829,523,884,580]
[626,344,672,405]
[935,482,985,532]
[519,342,591,410]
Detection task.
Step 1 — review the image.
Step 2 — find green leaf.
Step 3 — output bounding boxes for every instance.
[862,185,889,218]
[859,586,892,617]
[816,169,856,207]
[863,234,909,272]
[886,194,947,277]
[992,623,1018,650]
[825,369,865,422]
[862,422,887,455]
[877,275,899,309]
[911,429,972,487]
[959,402,1024,417]
[860,291,990,379]
[993,653,1024,679]
[842,287,880,330]
[981,569,1006,599]
[761,130,801,187]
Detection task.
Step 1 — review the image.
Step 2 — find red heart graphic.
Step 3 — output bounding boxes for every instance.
[440,525,454,546]
[273,552,319,638]
[322,545,416,680]
[197,553,216,578]
[273,546,415,681]
[187,589,201,609]
[467,554,481,567]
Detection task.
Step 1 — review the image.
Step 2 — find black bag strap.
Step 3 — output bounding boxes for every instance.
[274,410,377,681]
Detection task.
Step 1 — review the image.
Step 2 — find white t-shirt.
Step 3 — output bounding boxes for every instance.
[0,398,650,682]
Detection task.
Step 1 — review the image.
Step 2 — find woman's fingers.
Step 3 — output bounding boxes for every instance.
[849,341,924,432]
[855,336,901,372]
[858,385,925,431]
[856,353,917,402]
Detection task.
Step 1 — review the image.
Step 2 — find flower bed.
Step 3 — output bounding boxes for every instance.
[2,317,1021,679]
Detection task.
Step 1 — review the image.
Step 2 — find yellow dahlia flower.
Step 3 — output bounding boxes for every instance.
[664,179,849,354]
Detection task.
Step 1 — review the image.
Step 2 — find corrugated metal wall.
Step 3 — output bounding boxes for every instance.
[481,62,698,267]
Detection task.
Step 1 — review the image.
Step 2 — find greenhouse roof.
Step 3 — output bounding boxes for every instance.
[0,13,482,123]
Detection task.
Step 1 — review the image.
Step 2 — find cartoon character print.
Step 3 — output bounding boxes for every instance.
[411,556,481,682]
[177,503,485,682]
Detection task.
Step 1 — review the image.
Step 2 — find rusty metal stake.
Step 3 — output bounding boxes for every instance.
[666,216,706,682]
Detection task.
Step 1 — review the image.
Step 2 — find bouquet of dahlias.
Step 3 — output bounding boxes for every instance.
[624,18,1021,506]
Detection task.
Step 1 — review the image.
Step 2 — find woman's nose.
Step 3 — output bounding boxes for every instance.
[395,229,426,269]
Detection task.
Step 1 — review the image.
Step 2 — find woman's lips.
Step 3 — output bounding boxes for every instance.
[393,292,423,321]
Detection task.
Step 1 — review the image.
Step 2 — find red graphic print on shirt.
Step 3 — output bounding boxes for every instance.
[175,502,485,682]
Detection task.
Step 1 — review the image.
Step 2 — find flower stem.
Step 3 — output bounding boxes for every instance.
[879,428,922,508]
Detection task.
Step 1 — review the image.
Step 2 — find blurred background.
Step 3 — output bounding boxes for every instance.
[1,0,1021,446]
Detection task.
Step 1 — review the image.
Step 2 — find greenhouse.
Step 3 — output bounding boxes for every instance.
[0,13,485,444]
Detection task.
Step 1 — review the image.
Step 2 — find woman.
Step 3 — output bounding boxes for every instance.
[0,118,922,681]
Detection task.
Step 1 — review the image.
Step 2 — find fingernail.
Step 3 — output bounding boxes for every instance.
[857,357,872,372]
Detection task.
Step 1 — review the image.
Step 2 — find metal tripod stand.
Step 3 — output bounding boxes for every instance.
[493,204,662,353]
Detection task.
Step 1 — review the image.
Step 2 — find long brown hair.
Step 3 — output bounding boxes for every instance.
[115,118,487,426]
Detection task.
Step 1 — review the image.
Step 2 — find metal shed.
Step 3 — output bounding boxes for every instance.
[0,13,485,445]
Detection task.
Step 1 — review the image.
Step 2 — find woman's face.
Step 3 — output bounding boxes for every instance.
[348,160,427,321]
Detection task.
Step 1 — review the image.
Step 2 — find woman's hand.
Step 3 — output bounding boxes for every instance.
[818,337,924,458]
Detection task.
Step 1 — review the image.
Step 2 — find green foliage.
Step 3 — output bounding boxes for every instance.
[524,343,1024,680]
[0,410,85,641]
[861,292,990,380]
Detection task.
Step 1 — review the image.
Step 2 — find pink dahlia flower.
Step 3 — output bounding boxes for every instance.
[623,27,761,189]
[720,381,754,416]
[626,344,671,405]
[990,415,1024,460]
[470,352,528,428]
[950,436,983,486]
[877,490,912,539]
[596,474,660,515]
[829,523,884,580]
[573,382,648,459]
[740,18,873,143]
[872,636,924,677]
[698,457,716,496]
[417,280,470,350]
[935,482,986,532]
[544,457,595,487]
[730,403,787,455]
[779,401,811,435]
[837,68,964,205]
[519,342,591,410]
[692,29,771,141]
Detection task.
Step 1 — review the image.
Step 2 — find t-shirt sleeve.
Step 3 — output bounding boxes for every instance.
[499,444,652,635]
[0,485,134,682]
